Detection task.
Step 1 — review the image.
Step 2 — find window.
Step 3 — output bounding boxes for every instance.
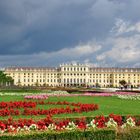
[77,79,79,83]
[67,79,69,83]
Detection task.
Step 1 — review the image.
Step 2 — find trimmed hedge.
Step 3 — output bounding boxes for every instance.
[0,129,115,140]
[117,128,140,140]
[1,128,140,140]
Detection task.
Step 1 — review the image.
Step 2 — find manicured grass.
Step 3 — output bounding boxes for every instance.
[0,95,140,120]
[50,96,140,118]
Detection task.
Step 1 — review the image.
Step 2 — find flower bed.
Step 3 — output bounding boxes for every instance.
[24,93,113,99]
[24,92,139,100]
[24,94,49,99]
[116,94,140,100]
[84,92,138,96]
[0,114,139,135]
[0,101,36,109]
[0,101,98,117]
[0,90,69,96]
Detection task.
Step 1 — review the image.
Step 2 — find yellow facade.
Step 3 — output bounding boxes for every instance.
[4,63,140,87]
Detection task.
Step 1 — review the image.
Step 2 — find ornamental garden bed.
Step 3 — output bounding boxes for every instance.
[0,92,140,139]
[0,100,98,117]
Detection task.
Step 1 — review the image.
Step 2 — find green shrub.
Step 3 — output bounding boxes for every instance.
[1,127,140,140]
[0,129,115,140]
[117,127,140,140]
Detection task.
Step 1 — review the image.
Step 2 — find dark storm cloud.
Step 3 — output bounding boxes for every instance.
[0,0,99,54]
[0,0,123,55]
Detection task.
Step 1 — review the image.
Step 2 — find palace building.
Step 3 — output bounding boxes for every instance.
[4,63,140,88]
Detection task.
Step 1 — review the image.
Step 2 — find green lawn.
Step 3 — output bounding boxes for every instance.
[0,95,140,120]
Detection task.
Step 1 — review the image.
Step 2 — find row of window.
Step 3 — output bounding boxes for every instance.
[20,79,58,83]
[8,73,140,77]
[63,79,86,83]
[63,73,86,76]
[90,74,140,76]
[63,67,87,71]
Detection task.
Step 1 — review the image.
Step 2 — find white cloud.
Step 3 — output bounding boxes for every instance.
[111,18,140,36]
[97,35,140,63]
[52,43,102,57]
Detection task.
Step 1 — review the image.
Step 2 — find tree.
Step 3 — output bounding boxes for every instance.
[119,80,127,87]
[95,83,100,88]
[0,71,14,86]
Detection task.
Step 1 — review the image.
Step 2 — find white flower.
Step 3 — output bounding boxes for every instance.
[121,123,126,129]
[116,94,140,100]
[48,124,57,131]
[29,124,38,130]
[65,122,77,130]
[126,117,135,127]
[121,117,135,129]
[16,127,21,132]
[9,125,15,131]
[23,126,30,131]
[0,128,4,134]
[106,118,117,128]
[87,119,96,129]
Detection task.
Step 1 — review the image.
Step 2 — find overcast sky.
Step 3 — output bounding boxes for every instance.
[0,0,140,68]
